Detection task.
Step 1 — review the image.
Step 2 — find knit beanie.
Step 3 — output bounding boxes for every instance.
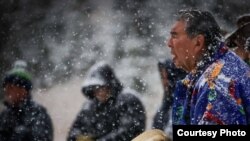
[2,69,32,91]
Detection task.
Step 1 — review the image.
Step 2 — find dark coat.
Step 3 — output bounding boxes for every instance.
[67,62,146,141]
[0,98,53,141]
[152,60,186,130]
[152,90,172,130]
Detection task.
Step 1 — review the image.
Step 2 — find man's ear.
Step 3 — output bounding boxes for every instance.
[194,34,205,48]
[192,34,205,53]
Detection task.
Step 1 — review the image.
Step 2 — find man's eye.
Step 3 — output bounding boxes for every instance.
[172,34,177,38]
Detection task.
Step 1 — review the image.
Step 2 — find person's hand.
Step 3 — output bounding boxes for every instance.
[76,135,95,141]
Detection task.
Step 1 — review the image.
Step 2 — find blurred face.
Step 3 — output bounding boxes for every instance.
[167,20,204,72]
[93,86,111,103]
[232,40,249,60]
[4,84,28,106]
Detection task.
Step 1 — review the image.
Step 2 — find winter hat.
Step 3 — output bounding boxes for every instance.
[2,68,32,91]
[82,62,114,88]
[225,14,250,48]
[81,61,122,99]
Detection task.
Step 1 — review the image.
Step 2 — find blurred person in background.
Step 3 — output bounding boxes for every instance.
[225,14,250,65]
[67,61,146,141]
[0,60,53,141]
[152,59,186,140]
[167,9,250,125]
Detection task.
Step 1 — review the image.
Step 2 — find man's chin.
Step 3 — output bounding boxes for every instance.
[173,61,187,71]
[172,59,179,67]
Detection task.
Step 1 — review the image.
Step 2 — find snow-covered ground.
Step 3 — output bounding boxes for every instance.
[34,76,163,141]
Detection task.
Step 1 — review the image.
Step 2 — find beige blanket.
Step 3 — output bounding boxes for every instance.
[132,129,170,141]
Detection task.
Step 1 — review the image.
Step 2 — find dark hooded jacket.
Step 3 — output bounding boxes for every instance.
[152,59,186,130]
[67,62,146,141]
[0,97,53,141]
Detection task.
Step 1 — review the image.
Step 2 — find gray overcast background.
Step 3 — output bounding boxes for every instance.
[1,0,250,90]
[1,0,250,140]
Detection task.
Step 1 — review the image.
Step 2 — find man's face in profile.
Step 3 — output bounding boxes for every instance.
[167,20,197,72]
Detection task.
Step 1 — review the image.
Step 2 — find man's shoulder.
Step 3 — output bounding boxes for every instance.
[221,51,250,75]
[201,51,250,85]
[119,88,141,100]
[116,88,144,106]
[223,51,249,67]
[27,101,50,116]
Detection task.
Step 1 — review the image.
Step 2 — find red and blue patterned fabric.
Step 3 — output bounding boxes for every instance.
[173,43,250,125]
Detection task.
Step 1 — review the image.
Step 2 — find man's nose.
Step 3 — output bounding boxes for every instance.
[166,38,172,48]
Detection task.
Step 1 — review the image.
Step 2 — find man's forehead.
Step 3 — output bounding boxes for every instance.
[171,21,186,33]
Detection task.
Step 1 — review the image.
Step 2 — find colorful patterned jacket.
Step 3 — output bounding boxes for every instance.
[173,43,250,125]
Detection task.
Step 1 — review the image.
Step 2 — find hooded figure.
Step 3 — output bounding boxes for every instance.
[152,59,186,129]
[67,62,146,141]
[0,63,53,141]
[152,59,186,141]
